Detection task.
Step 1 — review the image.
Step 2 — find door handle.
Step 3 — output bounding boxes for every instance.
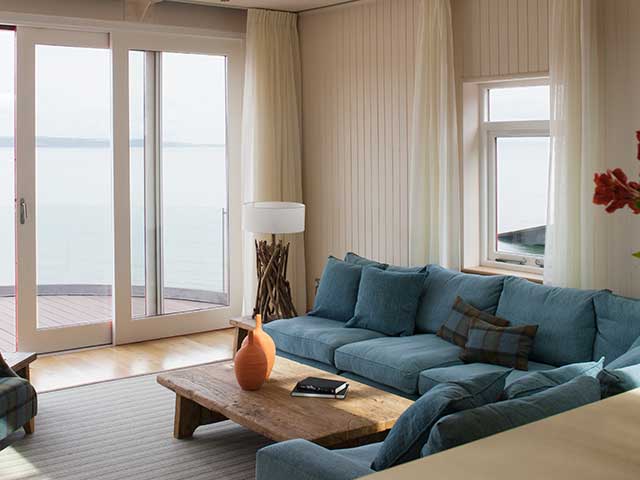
[19,198,27,225]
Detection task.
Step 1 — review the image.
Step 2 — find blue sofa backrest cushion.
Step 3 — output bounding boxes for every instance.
[371,370,509,471]
[422,375,601,458]
[495,277,598,366]
[345,267,427,336]
[309,256,366,322]
[415,266,505,334]
[593,291,640,365]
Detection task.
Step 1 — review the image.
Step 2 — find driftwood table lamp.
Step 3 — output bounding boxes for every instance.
[243,202,305,322]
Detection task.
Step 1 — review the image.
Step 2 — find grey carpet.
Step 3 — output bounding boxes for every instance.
[0,372,272,480]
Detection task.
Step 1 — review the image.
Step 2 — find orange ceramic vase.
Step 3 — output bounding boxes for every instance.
[241,314,276,379]
[234,331,267,391]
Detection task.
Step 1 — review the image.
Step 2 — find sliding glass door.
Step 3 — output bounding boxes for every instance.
[129,50,229,319]
[15,28,113,352]
[9,27,243,352]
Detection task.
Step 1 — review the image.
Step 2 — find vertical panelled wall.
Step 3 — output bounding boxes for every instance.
[299,0,419,303]
[457,0,549,79]
[299,0,550,306]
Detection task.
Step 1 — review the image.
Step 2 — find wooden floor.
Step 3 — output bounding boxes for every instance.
[29,328,234,392]
[0,295,220,352]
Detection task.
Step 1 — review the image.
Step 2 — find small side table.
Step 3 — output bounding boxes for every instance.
[3,351,37,382]
[229,316,256,358]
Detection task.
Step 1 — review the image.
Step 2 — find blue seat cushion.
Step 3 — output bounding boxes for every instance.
[415,266,505,334]
[422,376,601,457]
[345,267,427,336]
[504,358,604,399]
[495,277,599,366]
[335,334,463,395]
[418,361,555,395]
[264,316,385,366]
[371,370,509,471]
[594,292,640,364]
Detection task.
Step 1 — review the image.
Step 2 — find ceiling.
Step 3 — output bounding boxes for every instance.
[172,0,350,13]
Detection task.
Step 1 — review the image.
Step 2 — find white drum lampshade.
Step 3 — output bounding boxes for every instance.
[243,202,305,234]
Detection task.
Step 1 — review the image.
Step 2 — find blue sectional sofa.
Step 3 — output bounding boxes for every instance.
[265,261,640,399]
[258,256,640,480]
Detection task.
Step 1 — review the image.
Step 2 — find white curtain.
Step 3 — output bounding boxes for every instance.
[241,9,307,314]
[545,0,607,288]
[409,0,460,269]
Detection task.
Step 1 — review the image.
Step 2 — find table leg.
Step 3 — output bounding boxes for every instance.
[24,418,35,435]
[15,366,29,381]
[173,394,227,439]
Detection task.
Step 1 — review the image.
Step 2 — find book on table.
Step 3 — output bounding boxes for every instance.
[291,377,349,399]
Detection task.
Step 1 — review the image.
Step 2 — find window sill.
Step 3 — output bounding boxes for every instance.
[462,266,543,284]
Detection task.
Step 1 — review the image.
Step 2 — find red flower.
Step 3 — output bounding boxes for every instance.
[593,169,640,214]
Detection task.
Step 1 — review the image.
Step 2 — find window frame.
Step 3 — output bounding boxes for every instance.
[479,79,550,274]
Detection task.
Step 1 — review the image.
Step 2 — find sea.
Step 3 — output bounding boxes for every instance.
[0,144,227,294]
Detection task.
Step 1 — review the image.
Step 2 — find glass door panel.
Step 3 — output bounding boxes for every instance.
[35,45,114,329]
[160,52,228,314]
[0,29,16,352]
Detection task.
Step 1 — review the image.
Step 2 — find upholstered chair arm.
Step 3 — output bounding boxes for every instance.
[256,439,374,480]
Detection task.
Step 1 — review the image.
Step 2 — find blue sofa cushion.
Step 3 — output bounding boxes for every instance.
[334,334,463,395]
[418,361,555,395]
[606,335,640,370]
[422,376,601,457]
[344,252,389,269]
[345,267,427,336]
[593,292,640,364]
[461,319,538,370]
[371,371,509,471]
[495,277,598,366]
[309,256,367,322]
[504,358,604,399]
[598,364,640,397]
[415,266,505,334]
[344,252,428,273]
[264,316,385,366]
[256,439,376,480]
[437,296,510,347]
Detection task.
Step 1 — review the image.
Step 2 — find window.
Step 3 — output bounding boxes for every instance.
[482,82,550,270]
[129,50,229,318]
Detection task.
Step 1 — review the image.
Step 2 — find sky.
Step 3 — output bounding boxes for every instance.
[0,30,228,145]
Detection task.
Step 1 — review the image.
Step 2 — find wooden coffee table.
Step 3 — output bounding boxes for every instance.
[157,356,413,448]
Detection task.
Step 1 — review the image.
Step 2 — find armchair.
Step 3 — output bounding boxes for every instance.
[0,353,37,442]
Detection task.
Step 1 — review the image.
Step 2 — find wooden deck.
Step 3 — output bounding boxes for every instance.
[0,296,219,352]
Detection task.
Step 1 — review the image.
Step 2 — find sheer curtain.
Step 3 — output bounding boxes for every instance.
[545,0,607,288]
[409,0,460,269]
[241,9,307,315]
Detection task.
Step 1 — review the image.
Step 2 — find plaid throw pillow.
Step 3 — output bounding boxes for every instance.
[461,319,538,370]
[437,296,510,347]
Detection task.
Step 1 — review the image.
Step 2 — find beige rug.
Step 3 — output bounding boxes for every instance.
[0,372,271,480]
